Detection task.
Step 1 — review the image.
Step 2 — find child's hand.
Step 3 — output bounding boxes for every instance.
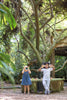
[22,69,24,74]
[24,66,28,72]
[28,68,31,74]
[41,65,45,68]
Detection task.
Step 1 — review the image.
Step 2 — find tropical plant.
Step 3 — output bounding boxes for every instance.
[0,52,16,83]
[55,56,67,79]
[0,2,17,83]
[0,2,16,30]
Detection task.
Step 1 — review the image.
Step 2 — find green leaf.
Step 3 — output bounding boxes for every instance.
[0,51,16,83]
[0,61,15,83]
[0,9,6,13]
[0,2,17,30]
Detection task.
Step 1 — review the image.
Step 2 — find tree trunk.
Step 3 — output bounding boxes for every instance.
[50,49,55,77]
[20,22,42,64]
[50,36,55,77]
[34,3,40,51]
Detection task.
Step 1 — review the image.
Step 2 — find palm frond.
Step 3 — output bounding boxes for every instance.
[0,2,16,30]
[0,61,15,83]
[0,52,10,63]
[0,9,6,13]
[0,52,16,83]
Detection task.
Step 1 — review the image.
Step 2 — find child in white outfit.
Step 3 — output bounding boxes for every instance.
[38,62,55,94]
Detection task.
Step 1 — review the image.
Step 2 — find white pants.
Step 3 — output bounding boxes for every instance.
[42,79,50,91]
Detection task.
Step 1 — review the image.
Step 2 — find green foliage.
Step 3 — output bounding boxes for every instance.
[0,0,67,82]
[0,2,16,30]
[0,51,16,83]
[0,9,6,13]
[55,56,66,69]
[30,62,42,78]
[55,56,67,79]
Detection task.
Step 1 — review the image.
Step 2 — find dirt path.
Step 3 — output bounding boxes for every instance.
[0,86,67,100]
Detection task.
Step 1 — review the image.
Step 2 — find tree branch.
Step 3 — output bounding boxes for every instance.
[51,17,67,27]
[12,0,21,19]
[32,0,40,51]
[39,0,54,30]
[21,6,36,30]
[39,7,50,17]
[17,50,30,61]
[12,0,35,30]
[53,14,57,36]
[40,16,53,30]
[39,33,45,48]
[36,0,42,6]
[19,18,42,63]
[31,69,38,72]
[14,35,30,61]
[56,28,67,41]
[47,24,54,31]
[14,35,19,51]
[14,33,30,61]
[44,17,67,32]
[55,60,67,72]
[29,0,35,11]
[55,36,67,48]
[49,0,53,16]
[45,35,67,61]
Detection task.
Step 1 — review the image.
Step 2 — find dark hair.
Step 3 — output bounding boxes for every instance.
[42,62,50,69]
[42,62,49,65]
[27,64,30,66]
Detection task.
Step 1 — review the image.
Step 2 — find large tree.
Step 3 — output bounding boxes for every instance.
[12,0,67,61]
[1,0,67,77]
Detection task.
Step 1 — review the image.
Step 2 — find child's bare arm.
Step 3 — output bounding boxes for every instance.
[28,68,31,74]
[37,65,45,72]
[22,69,24,74]
[22,67,28,73]
[49,64,55,70]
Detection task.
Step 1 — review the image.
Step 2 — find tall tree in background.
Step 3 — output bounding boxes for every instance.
[0,0,67,77]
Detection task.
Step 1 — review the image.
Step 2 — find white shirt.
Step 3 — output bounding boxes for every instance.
[41,68,53,80]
